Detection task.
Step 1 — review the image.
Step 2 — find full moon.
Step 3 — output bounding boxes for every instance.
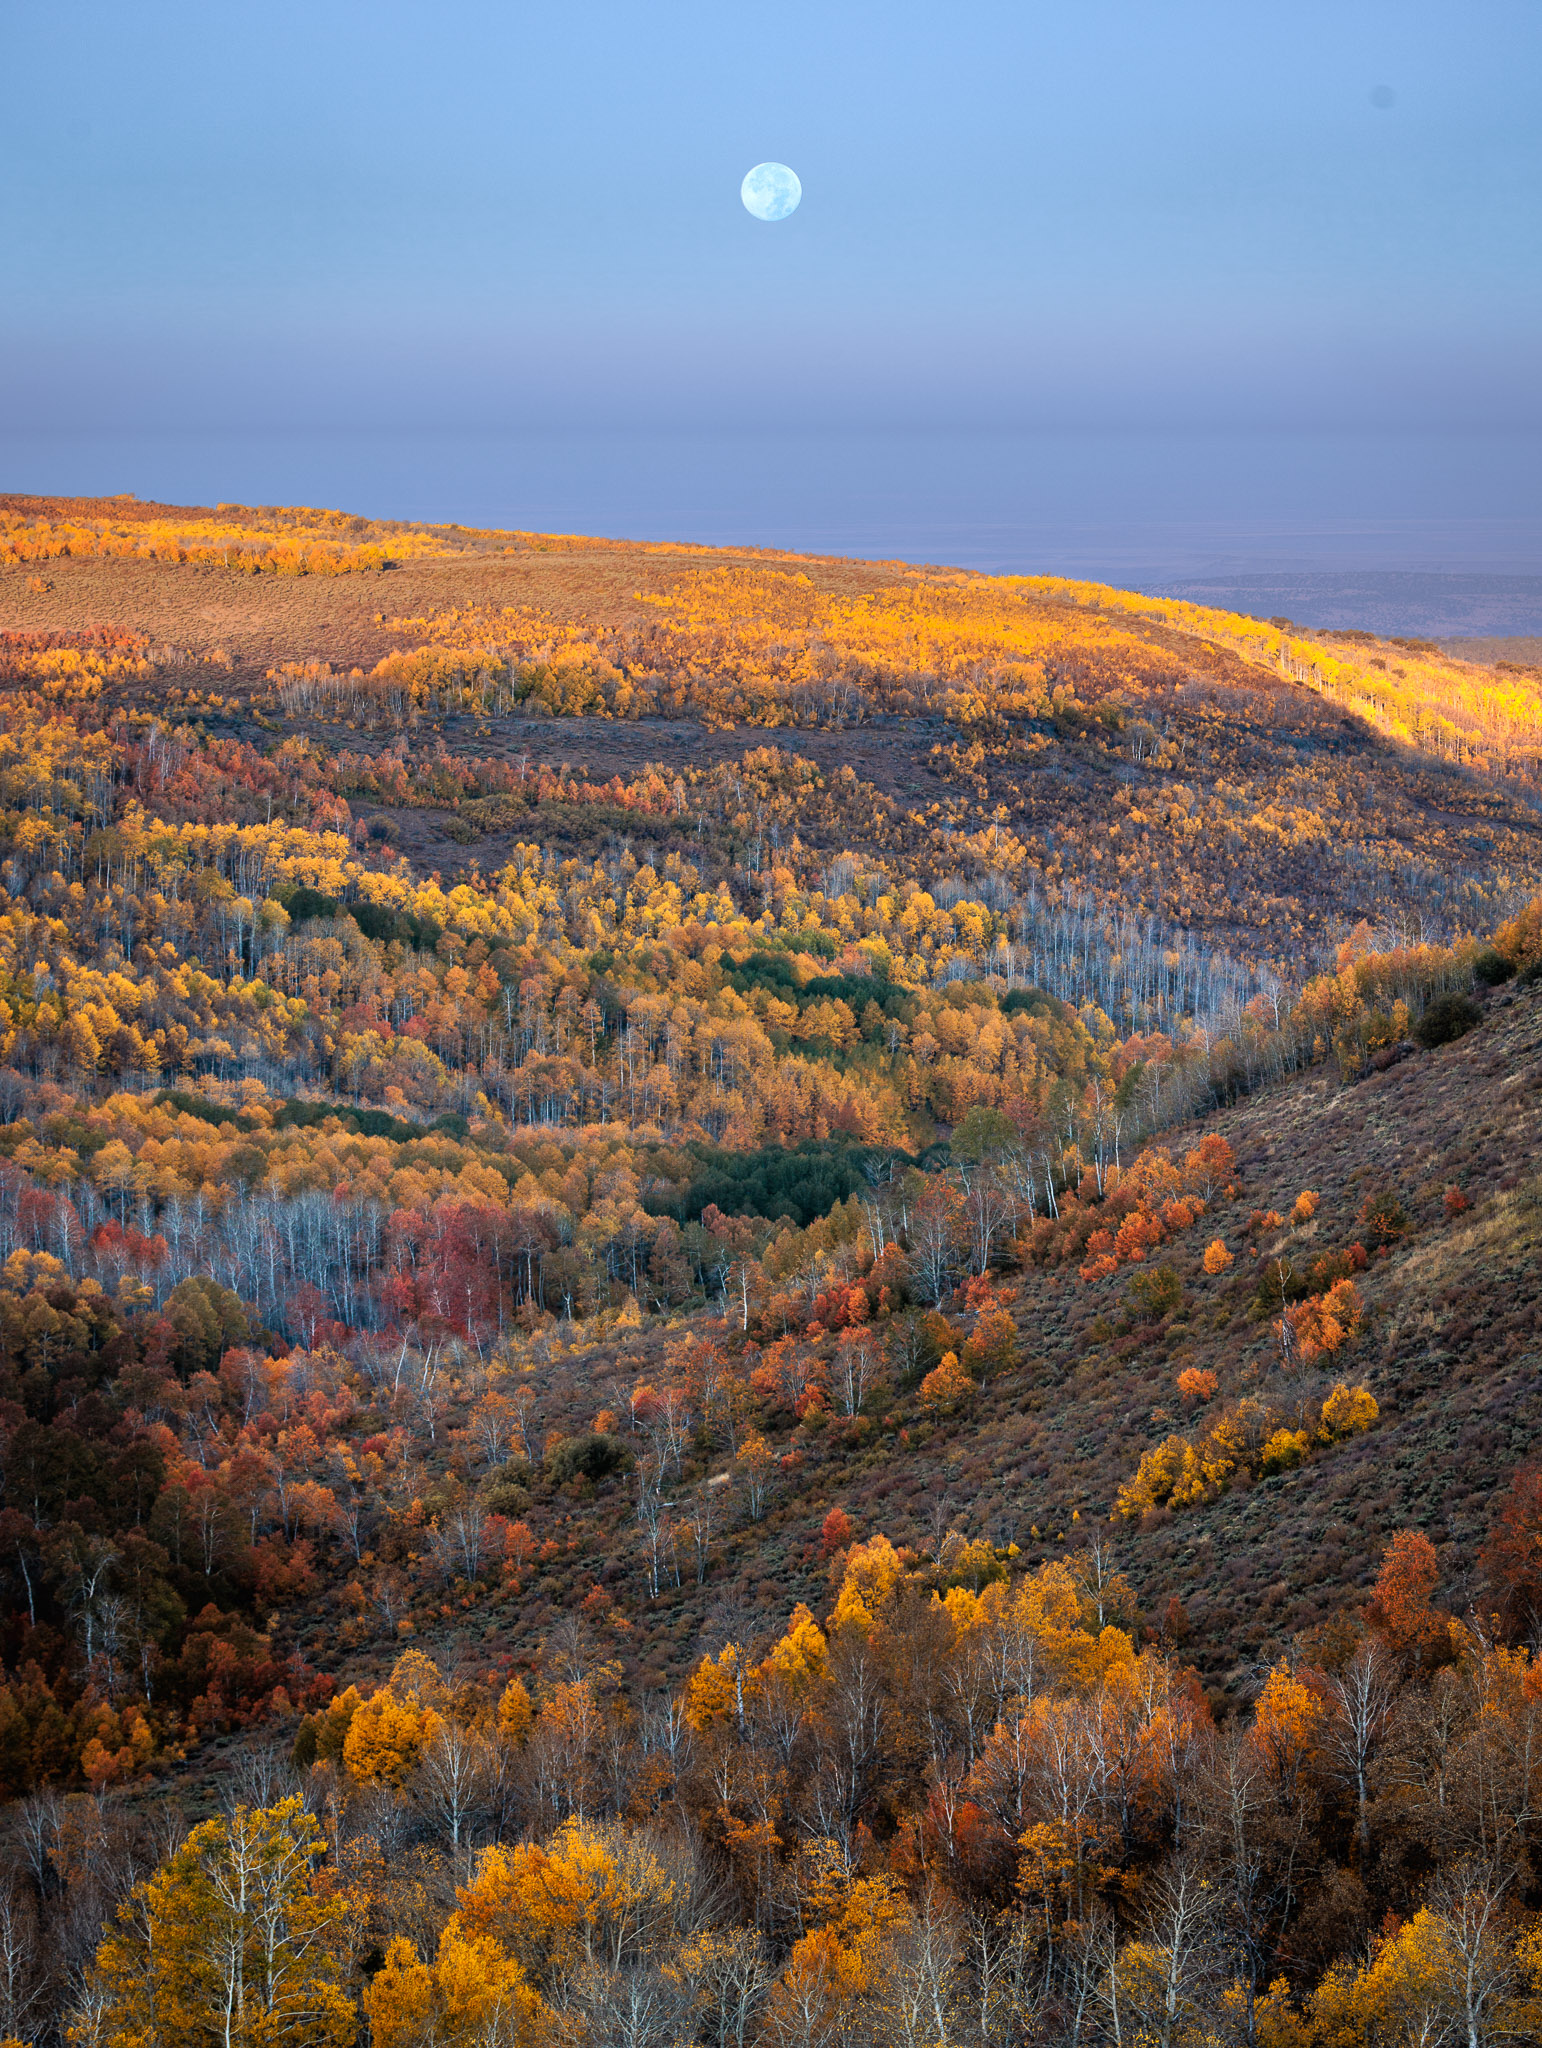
[741,162,801,221]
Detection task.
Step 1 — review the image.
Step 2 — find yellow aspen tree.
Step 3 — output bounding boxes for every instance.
[70,1798,355,2048]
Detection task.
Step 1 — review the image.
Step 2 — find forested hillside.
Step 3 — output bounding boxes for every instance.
[0,496,1539,2047]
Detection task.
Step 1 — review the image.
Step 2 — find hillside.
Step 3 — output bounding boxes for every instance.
[0,496,1540,2047]
[238,968,1538,1700]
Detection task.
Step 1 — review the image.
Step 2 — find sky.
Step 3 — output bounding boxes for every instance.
[2,2,1539,594]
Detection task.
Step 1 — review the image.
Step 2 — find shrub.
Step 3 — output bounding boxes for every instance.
[1358,1189,1410,1247]
[545,1433,632,1485]
[1319,1383,1379,1440]
[1287,1277,1364,1362]
[1202,1239,1233,1275]
[1415,992,1481,1048]
[1127,1265,1183,1321]
[944,1536,1007,1591]
[1259,1427,1310,1475]
[1117,1435,1191,1518]
[1176,1366,1217,1407]
[481,1466,533,1516]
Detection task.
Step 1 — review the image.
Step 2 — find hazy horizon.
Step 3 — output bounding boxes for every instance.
[7,424,1541,635]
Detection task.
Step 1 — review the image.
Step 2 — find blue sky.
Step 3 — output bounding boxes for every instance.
[5,0,1538,434]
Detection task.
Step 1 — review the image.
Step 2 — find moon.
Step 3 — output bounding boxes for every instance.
[741,162,801,222]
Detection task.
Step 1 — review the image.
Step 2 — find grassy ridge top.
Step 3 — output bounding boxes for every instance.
[6,493,1541,789]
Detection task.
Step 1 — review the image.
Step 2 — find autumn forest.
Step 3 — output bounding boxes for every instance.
[0,493,1538,2047]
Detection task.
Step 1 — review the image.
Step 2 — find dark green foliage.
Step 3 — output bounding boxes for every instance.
[546,1433,632,1485]
[349,899,398,942]
[481,1465,533,1517]
[757,931,840,960]
[153,1088,240,1129]
[649,1138,917,1229]
[278,884,339,924]
[156,1090,453,1151]
[721,952,914,1025]
[272,1100,425,1142]
[349,899,442,951]
[951,1105,1019,1163]
[1001,986,1068,1022]
[1472,947,1515,986]
[1416,992,1482,1047]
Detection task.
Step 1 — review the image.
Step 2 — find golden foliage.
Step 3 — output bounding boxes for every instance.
[73,1798,355,2048]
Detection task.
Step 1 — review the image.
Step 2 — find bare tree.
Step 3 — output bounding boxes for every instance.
[684,1481,717,1586]
[225,1740,300,1815]
[831,1330,883,1418]
[0,1885,42,2048]
[926,1494,960,1570]
[907,1186,961,1308]
[415,1720,490,1861]
[960,1167,1017,1277]
[10,1790,64,1901]
[563,1963,701,2048]
[681,1925,770,2048]
[883,1886,964,2048]
[1322,1635,1397,1864]
[1068,1532,1134,1630]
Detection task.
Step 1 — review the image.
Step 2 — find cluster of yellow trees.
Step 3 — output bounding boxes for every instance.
[0,699,1221,1151]
[246,585,1541,988]
[61,1527,1542,2048]
[262,554,1542,791]
[1116,1380,1379,1518]
[299,569,1196,731]
[0,628,163,705]
[0,501,483,578]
